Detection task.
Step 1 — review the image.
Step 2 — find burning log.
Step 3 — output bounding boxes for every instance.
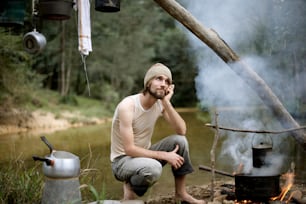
[290,190,306,204]
[153,0,306,150]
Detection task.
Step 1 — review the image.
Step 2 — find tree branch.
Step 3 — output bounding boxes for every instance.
[205,123,306,134]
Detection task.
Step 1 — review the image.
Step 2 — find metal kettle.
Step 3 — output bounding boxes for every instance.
[252,134,273,168]
[32,136,80,178]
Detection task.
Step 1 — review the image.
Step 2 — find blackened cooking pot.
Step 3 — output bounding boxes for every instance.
[38,0,74,20]
[235,173,280,201]
[95,0,120,12]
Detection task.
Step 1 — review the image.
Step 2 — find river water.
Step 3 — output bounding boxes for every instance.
[0,110,305,200]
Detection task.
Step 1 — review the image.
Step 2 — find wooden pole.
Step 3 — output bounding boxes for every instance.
[210,111,219,200]
[199,165,234,178]
[205,123,306,134]
[153,0,306,150]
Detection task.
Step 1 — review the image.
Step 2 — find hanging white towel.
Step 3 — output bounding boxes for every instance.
[76,0,92,56]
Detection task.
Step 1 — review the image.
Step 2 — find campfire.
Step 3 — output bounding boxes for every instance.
[199,162,305,204]
[271,164,296,202]
[199,122,306,204]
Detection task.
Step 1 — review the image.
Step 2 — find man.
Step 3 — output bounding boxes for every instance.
[110,63,205,204]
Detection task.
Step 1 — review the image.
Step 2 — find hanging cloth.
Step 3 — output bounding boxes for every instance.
[74,0,92,95]
[76,0,92,56]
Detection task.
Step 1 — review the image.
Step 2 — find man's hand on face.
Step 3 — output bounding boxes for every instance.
[163,84,175,102]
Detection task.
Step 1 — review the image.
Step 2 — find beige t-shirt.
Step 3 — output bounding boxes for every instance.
[110,94,163,162]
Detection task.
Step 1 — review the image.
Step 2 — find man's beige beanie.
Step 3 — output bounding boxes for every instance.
[144,63,172,87]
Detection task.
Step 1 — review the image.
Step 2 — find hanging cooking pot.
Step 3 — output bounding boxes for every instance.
[33,136,80,178]
[23,29,47,54]
[95,0,120,12]
[252,134,273,168]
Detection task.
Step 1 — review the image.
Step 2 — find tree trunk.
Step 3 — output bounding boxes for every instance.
[64,34,72,96]
[60,21,66,96]
[153,0,306,149]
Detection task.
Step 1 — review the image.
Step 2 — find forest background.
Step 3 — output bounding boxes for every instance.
[0,0,197,116]
[0,0,306,123]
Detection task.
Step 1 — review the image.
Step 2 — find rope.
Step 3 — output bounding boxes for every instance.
[80,54,91,96]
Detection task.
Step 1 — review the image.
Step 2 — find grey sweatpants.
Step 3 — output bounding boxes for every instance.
[111,135,194,196]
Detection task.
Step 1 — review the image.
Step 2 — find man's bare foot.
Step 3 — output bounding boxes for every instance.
[175,192,206,204]
[123,182,137,200]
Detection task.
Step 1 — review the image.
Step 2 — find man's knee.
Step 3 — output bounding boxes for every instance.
[138,161,162,183]
[171,135,188,148]
[129,161,162,196]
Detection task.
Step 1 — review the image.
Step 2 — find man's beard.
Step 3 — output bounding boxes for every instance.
[148,87,165,99]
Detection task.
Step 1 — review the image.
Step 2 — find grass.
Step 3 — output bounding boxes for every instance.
[0,159,43,204]
[0,155,107,203]
[0,89,114,203]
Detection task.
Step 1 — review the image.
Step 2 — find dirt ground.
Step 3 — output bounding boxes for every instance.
[145,178,306,204]
[145,184,213,204]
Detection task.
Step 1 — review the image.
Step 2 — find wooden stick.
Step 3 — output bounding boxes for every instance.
[210,111,219,200]
[205,123,306,134]
[199,165,234,178]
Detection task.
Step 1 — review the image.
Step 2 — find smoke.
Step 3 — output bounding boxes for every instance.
[251,154,284,176]
[180,0,306,173]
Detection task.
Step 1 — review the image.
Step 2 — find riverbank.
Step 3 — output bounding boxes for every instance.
[0,88,116,136]
[0,108,112,135]
[0,107,199,136]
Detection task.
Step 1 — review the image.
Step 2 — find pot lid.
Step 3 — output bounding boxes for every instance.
[51,151,79,159]
[253,143,272,149]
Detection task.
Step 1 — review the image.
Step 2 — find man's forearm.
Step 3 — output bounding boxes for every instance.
[125,144,168,161]
[162,100,186,135]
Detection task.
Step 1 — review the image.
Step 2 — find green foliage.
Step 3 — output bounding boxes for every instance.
[22,89,113,120]
[152,27,198,106]
[59,94,79,106]
[0,28,44,107]
[28,0,198,106]
[4,0,305,110]
[0,156,109,204]
[0,0,199,108]
[0,160,43,204]
[88,183,106,202]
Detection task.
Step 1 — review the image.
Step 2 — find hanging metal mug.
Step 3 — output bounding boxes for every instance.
[95,0,120,12]
[252,134,273,168]
[23,29,47,54]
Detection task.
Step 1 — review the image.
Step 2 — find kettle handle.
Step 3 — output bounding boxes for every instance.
[251,134,273,148]
[40,136,54,154]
